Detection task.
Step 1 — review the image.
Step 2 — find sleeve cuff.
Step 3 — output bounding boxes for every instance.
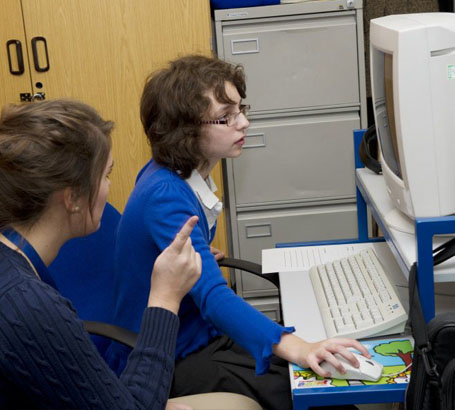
[136,307,180,355]
[255,325,295,375]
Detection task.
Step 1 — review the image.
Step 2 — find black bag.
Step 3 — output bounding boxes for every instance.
[406,237,455,410]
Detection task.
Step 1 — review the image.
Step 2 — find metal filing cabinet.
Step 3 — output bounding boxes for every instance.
[214,0,367,320]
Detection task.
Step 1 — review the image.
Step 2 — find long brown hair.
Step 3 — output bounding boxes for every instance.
[0,99,113,231]
[140,55,246,178]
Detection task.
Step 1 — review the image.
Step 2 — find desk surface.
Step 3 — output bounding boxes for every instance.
[277,241,408,409]
[278,241,407,342]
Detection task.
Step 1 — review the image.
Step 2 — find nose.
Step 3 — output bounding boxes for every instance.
[237,112,250,129]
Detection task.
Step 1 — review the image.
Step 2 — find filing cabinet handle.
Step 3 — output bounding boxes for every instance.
[231,38,259,55]
[245,223,272,238]
[6,39,24,75]
[244,132,266,149]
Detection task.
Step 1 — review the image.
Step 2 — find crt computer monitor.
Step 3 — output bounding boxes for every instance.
[370,13,455,233]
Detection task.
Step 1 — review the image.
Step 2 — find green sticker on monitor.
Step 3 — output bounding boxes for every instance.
[449,65,455,79]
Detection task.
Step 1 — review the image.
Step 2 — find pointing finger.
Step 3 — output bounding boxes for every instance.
[171,216,198,251]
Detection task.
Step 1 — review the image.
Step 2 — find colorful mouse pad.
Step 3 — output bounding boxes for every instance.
[292,337,413,389]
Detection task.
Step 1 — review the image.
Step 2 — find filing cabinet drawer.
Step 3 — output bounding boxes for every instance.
[235,203,357,296]
[220,12,359,112]
[231,110,359,206]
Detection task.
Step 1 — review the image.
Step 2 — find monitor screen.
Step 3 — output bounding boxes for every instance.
[374,52,402,180]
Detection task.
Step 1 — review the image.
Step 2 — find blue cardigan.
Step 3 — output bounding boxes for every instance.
[107,159,293,375]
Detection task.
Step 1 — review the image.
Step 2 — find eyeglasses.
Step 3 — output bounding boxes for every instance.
[200,104,250,127]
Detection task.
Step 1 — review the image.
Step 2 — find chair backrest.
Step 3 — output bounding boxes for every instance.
[48,202,121,355]
[48,203,283,354]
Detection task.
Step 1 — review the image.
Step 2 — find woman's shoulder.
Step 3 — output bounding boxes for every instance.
[0,243,75,320]
[0,242,38,293]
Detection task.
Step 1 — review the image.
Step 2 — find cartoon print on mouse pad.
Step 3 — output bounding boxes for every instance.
[292,338,413,388]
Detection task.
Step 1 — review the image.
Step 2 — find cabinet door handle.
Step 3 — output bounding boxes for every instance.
[31,36,50,72]
[6,40,25,75]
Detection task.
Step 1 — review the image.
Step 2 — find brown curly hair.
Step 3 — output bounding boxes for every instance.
[140,55,246,178]
[0,99,113,231]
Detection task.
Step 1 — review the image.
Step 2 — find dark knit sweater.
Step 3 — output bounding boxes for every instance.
[0,241,179,409]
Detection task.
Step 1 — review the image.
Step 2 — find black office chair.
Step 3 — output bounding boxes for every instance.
[83,257,282,348]
[83,320,138,348]
[48,204,266,409]
[49,202,281,342]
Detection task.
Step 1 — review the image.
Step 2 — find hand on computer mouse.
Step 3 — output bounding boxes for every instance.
[272,334,372,380]
[296,337,371,378]
[320,353,383,382]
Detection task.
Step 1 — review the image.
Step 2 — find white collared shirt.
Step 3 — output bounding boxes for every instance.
[185,170,223,230]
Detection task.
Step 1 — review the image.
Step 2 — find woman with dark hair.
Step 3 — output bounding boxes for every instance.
[0,99,202,409]
[108,55,369,410]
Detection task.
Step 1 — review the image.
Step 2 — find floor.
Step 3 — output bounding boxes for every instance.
[358,404,402,410]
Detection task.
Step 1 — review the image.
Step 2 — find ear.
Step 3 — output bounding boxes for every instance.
[62,187,82,214]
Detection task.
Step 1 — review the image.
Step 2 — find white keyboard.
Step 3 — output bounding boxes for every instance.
[309,247,407,339]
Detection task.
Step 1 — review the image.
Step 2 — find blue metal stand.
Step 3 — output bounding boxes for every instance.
[414,216,455,321]
[353,129,455,323]
[353,129,369,242]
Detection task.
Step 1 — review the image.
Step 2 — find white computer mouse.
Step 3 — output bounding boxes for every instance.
[320,352,383,382]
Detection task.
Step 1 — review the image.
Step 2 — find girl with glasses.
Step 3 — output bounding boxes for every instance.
[107,55,368,410]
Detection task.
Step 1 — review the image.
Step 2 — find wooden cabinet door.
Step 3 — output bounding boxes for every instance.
[20,0,213,212]
[1,0,229,264]
[0,0,32,104]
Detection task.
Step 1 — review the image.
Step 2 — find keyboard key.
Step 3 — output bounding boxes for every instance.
[330,307,341,319]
